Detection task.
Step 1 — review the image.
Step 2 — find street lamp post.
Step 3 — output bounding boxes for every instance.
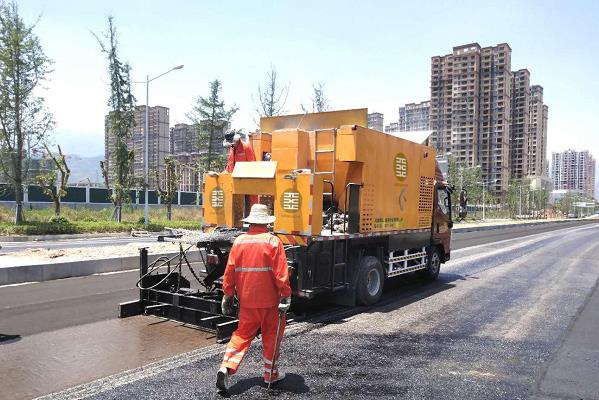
[138,65,184,226]
[519,185,523,217]
[482,180,485,221]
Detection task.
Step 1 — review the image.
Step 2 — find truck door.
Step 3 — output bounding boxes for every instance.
[432,186,452,260]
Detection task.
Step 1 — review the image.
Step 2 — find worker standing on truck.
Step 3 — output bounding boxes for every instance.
[223,130,258,209]
[216,204,292,393]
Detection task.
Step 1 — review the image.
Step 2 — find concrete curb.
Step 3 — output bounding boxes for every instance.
[0,250,201,286]
[452,219,572,233]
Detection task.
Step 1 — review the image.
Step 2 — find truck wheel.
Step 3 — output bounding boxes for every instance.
[356,256,384,305]
[418,247,441,281]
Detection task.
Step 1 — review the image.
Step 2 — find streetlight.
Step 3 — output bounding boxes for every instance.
[135,64,184,226]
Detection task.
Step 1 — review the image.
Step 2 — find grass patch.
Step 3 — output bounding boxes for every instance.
[0,204,202,235]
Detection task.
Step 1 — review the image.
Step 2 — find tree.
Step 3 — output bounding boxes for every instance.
[154,156,179,221]
[255,64,288,119]
[0,2,54,224]
[557,192,574,216]
[188,80,238,173]
[445,155,482,219]
[94,17,136,222]
[36,144,70,217]
[302,82,329,113]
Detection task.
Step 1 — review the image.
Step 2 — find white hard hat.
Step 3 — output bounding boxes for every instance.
[241,204,276,224]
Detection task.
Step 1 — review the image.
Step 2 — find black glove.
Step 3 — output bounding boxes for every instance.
[278,297,291,313]
[221,295,234,315]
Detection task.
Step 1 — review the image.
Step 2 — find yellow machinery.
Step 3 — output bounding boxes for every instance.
[121,109,453,340]
[204,109,437,235]
[202,108,453,305]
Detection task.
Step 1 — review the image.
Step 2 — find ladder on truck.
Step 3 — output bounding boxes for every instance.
[313,128,348,292]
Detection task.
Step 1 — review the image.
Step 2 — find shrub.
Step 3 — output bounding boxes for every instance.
[49,215,70,224]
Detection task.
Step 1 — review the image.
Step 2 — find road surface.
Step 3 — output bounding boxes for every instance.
[1,220,598,399]
[1,220,594,337]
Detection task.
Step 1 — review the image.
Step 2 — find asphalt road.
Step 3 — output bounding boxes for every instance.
[41,219,599,400]
[0,220,596,338]
[0,236,156,254]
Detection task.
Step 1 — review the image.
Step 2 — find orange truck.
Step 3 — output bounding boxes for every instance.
[202,108,453,305]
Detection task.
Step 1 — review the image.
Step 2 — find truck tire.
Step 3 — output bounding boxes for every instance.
[418,246,441,281]
[356,256,384,305]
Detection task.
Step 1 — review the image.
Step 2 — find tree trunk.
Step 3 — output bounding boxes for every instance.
[112,203,122,222]
[14,181,24,224]
[54,198,60,216]
[167,203,172,221]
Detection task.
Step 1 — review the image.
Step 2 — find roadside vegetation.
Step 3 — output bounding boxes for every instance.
[0,205,201,235]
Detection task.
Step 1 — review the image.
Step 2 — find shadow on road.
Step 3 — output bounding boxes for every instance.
[0,333,22,345]
[221,373,309,397]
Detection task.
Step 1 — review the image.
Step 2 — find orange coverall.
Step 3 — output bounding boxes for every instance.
[225,140,258,207]
[220,225,291,382]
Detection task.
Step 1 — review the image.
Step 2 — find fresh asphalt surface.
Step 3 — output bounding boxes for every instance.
[35,219,598,400]
[0,220,596,337]
[2,219,598,400]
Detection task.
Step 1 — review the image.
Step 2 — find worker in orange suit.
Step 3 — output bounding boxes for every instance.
[223,130,258,209]
[216,204,291,393]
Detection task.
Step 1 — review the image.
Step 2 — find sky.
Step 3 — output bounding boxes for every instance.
[19,0,599,188]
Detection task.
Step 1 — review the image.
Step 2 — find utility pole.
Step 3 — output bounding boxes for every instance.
[137,64,184,226]
[519,185,522,217]
[144,74,149,226]
[482,180,485,221]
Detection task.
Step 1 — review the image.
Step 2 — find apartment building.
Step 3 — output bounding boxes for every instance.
[430,42,548,195]
[368,112,384,132]
[104,105,170,188]
[385,122,400,133]
[510,69,530,180]
[399,101,430,131]
[170,123,198,154]
[528,86,548,177]
[552,150,596,199]
[171,153,200,192]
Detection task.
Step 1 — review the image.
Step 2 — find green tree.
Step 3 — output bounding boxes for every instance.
[557,192,573,216]
[0,1,54,224]
[36,144,70,217]
[188,79,238,173]
[154,156,179,221]
[255,64,288,119]
[94,17,136,222]
[445,155,482,219]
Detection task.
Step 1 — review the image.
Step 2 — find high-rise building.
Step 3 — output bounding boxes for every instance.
[170,123,198,154]
[399,101,430,131]
[552,150,596,199]
[104,105,170,188]
[385,122,400,133]
[528,86,548,177]
[430,42,548,195]
[510,69,530,180]
[171,153,200,192]
[368,112,384,132]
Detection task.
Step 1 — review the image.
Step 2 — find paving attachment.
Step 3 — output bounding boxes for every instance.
[121,228,244,342]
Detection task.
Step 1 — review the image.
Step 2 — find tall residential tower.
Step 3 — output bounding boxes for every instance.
[552,150,596,199]
[430,43,548,195]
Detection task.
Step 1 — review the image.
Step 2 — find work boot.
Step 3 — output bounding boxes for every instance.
[264,371,286,385]
[216,367,229,393]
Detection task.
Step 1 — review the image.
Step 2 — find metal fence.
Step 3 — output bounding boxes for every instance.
[0,184,202,206]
